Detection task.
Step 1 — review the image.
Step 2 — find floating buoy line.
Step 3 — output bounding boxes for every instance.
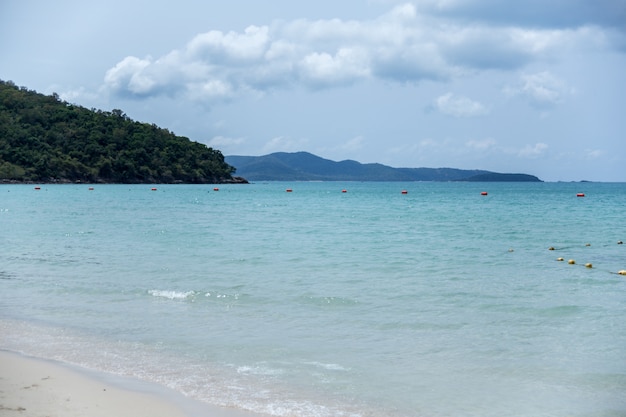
[550,241,625,275]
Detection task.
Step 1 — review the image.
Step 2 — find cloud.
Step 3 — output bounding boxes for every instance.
[58,86,98,103]
[207,135,245,148]
[102,3,620,103]
[465,139,549,159]
[418,0,626,31]
[262,136,310,153]
[517,142,549,157]
[583,148,605,159]
[297,48,370,87]
[434,93,488,117]
[504,71,572,107]
[187,25,270,64]
[339,136,365,152]
[104,56,154,96]
[465,138,497,150]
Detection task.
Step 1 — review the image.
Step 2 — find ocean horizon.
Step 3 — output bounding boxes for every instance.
[2,181,625,417]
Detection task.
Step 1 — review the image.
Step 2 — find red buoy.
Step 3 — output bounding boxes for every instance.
[213,187,219,191]
[34,186,41,190]
[481,191,488,196]
[576,193,585,197]
[286,188,293,192]
[401,190,408,194]
[88,187,94,190]
[151,187,157,191]
[342,189,347,193]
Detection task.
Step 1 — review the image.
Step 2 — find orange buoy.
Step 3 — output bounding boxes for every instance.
[401,190,408,194]
[576,193,585,197]
[286,188,293,192]
[481,191,488,196]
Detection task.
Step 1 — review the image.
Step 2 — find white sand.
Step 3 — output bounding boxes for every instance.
[0,350,262,417]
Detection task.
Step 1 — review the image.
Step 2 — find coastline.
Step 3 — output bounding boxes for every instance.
[0,350,262,417]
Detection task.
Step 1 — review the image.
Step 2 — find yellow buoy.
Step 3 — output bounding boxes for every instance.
[585,263,592,268]
[568,259,576,264]
[585,243,591,247]
[618,270,626,276]
[556,257,564,261]
[548,247,555,251]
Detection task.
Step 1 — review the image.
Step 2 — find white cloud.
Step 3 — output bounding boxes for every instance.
[517,142,549,157]
[187,25,270,64]
[504,71,572,107]
[102,3,616,103]
[207,135,245,148]
[435,93,488,117]
[340,136,365,152]
[188,80,234,101]
[298,48,370,87]
[104,56,153,95]
[58,86,98,103]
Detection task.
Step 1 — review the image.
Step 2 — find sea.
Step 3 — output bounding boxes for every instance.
[1,181,625,417]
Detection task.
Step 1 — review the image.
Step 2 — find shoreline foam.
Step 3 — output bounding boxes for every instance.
[0,350,263,417]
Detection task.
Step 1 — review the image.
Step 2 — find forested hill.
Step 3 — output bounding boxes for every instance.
[0,80,245,184]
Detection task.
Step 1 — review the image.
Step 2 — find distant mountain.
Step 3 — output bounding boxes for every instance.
[226,152,542,182]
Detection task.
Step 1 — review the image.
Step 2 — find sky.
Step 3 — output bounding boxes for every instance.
[1,0,625,182]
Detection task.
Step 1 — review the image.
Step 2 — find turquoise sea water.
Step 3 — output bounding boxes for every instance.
[1,182,625,417]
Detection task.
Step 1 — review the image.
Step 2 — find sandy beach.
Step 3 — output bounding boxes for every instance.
[0,350,260,417]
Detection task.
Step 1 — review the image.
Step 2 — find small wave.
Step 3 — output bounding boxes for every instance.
[148,290,196,300]
[300,295,359,307]
[204,292,240,300]
[0,271,16,280]
[304,361,349,372]
[236,364,284,377]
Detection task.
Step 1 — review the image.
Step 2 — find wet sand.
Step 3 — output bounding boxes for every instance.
[0,350,261,417]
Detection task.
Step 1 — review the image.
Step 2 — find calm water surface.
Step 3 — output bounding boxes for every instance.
[1,182,625,417]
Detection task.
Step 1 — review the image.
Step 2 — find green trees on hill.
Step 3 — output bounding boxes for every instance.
[0,80,241,183]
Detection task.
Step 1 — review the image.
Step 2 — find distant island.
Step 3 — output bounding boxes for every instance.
[226,152,542,182]
[0,80,245,184]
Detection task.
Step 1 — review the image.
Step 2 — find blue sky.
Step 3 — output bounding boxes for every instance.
[2,0,625,181]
